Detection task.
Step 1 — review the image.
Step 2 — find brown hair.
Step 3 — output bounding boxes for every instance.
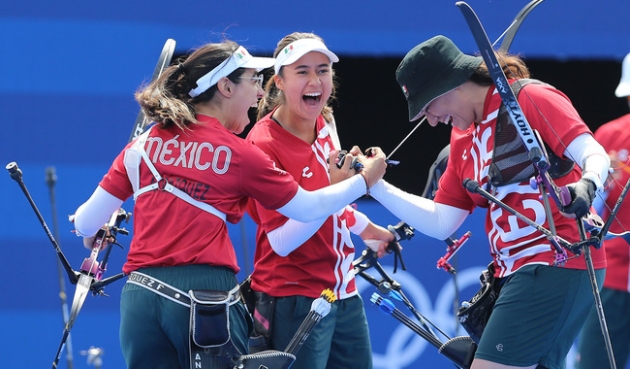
[257,32,338,122]
[135,41,247,130]
[470,51,531,85]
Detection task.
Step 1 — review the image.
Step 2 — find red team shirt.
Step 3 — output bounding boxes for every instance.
[594,114,630,292]
[99,115,299,274]
[434,82,606,277]
[246,113,362,299]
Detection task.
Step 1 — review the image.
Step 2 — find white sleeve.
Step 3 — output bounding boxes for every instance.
[277,175,366,222]
[74,186,124,238]
[369,180,469,240]
[268,205,367,256]
[564,133,610,191]
[267,217,327,257]
[348,207,370,234]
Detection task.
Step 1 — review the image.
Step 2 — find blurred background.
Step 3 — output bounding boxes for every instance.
[1,1,629,368]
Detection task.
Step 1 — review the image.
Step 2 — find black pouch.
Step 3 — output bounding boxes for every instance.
[190,290,232,347]
[188,289,240,369]
[457,262,503,344]
[247,291,276,353]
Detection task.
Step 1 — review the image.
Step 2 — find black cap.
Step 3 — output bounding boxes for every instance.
[396,35,482,122]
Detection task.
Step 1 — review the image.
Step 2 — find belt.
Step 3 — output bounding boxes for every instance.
[127,271,241,308]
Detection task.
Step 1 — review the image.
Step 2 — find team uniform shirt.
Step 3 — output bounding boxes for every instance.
[594,114,630,292]
[99,115,299,274]
[246,113,361,299]
[434,81,606,277]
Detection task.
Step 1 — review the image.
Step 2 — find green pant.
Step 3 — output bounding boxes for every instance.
[575,287,630,369]
[475,264,605,369]
[271,294,373,369]
[120,265,251,369]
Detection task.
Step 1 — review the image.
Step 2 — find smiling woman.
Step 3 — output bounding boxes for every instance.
[244,32,395,369]
[368,35,612,369]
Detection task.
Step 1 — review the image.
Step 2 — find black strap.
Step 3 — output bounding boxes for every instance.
[489,79,575,187]
[127,271,240,308]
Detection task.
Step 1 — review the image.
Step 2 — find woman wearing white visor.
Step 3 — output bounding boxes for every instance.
[246,33,392,369]
[72,40,387,369]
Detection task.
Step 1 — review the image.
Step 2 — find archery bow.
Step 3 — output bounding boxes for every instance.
[54,209,129,369]
[55,39,175,369]
[368,4,549,362]
[456,2,617,368]
[5,162,130,369]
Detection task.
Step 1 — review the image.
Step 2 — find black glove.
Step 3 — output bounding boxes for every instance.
[563,178,596,218]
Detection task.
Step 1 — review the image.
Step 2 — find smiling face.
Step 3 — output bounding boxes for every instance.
[224,68,265,134]
[274,51,333,125]
[422,86,475,131]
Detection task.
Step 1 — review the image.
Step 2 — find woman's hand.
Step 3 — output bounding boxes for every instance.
[354,146,388,188]
[360,222,396,258]
[329,149,358,184]
[82,225,114,250]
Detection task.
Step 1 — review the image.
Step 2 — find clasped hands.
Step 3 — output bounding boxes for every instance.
[329,146,387,188]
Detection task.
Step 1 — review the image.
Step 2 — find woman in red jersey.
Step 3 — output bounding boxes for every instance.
[246,32,393,369]
[72,40,387,369]
[370,35,610,369]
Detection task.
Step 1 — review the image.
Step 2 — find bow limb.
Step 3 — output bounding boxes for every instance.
[495,0,545,52]
[457,2,572,210]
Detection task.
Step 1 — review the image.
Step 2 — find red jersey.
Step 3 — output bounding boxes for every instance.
[594,113,630,292]
[99,115,299,274]
[246,114,360,299]
[434,82,606,277]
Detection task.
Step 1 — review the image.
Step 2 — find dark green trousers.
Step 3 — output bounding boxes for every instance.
[271,294,373,369]
[120,265,251,369]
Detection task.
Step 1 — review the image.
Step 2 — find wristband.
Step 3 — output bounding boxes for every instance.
[359,171,370,196]
[582,171,603,192]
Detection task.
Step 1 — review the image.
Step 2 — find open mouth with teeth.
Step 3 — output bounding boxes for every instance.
[439,116,453,125]
[303,92,322,107]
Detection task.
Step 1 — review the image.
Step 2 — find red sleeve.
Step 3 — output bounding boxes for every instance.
[99,144,134,201]
[238,140,298,211]
[433,128,476,212]
[245,120,294,233]
[519,83,592,157]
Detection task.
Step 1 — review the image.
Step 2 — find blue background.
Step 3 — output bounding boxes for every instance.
[2,1,630,368]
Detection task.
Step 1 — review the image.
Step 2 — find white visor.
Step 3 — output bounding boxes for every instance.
[273,38,339,74]
[189,46,274,98]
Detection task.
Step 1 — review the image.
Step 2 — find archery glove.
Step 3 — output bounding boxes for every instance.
[563,178,596,218]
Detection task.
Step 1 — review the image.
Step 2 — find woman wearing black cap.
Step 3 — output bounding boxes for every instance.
[369,35,610,369]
